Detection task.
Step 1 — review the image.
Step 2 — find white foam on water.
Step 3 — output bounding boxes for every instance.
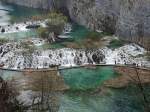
[0,43,149,69]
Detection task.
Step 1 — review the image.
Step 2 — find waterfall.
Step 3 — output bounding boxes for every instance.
[0,42,149,69]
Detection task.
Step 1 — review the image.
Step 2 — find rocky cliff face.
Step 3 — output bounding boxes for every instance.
[2,0,150,49]
[67,0,150,49]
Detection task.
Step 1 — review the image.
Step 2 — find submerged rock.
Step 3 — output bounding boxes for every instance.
[1,28,5,33]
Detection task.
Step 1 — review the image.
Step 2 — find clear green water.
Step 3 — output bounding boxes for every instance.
[0,2,43,40]
[1,2,44,23]
[59,67,149,112]
[0,30,38,40]
[69,24,90,42]
[59,85,148,112]
[0,67,148,112]
[39,24,90,49]
[60,67,118,90]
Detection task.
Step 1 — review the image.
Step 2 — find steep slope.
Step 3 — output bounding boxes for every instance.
[67,0,150,49]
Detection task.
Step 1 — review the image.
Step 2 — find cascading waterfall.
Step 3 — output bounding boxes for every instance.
[1,47,106,69]
[0,42,149,69]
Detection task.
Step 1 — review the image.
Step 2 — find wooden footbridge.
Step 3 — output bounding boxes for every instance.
[0,64,149,72]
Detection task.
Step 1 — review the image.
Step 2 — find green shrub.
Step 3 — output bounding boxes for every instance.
[87,31,102,40]
[47,12,68,25]
[46,11,68,34]
[108,39,125,48]
[37,27,49,39]
[37,12,68,39]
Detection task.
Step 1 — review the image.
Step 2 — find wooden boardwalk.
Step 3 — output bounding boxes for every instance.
[0,66,59,72]
[59,64,150,71]
[0,64,149,72]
